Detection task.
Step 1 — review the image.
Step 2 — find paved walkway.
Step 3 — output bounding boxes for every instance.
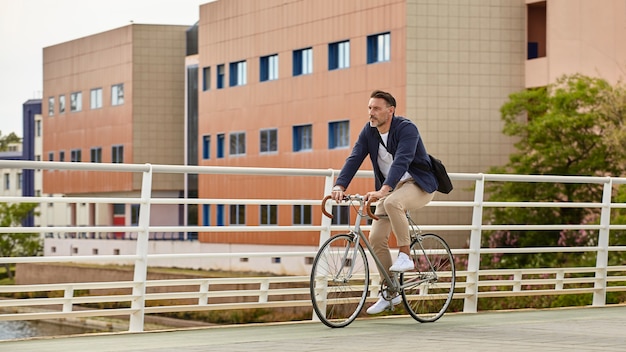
[2,305,626,351]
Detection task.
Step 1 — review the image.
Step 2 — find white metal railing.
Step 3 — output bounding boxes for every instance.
[0,160,625,332]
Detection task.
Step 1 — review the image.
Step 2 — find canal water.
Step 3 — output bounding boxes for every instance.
[0,320,97,340]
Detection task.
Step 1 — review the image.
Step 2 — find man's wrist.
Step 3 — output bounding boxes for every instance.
[332,186,344,192]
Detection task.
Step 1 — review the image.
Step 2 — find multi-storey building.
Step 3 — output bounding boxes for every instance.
[193,0,526,248]
[42,24,189,234]
[36,0,626,271]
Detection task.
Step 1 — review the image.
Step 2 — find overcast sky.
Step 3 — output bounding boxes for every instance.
[0,0,210,137]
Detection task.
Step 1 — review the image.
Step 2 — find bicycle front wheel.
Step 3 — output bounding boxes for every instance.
[401,233,455,323]
[310,233,370,328]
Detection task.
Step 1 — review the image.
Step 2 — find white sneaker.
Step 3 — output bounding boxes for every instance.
[366,293,402,315]
[389,252,414,272]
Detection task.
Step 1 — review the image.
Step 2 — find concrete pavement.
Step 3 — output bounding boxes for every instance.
[2,305,625,351]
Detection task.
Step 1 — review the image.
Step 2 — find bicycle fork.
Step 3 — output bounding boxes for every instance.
[332,232,360,283]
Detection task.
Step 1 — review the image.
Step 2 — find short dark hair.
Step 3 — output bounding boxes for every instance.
[370,90,396,108]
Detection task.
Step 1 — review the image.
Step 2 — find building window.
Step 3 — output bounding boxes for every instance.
[331,205,350,225]
[329,40,350,70]
[202,135,211,159]
[229,132,246,156]
[293,47,313,76]
[229,60,247,87]
[367,32,390,64]
[111,84,124,106]
[202,66,211,91]
[59,95,65,113]
[217,64,225,89]
[48,152,54,161]
[59,151,65,162]
[329,120,349,149]
[90,147,102,163]
[4,173,9,190]
[217,204,225,226]
[293,204,312,225]
[70,92,82,112]
[260,129,277,154]
[48,97,55,116]
[112,145,124,163]
[90,88,103,109]
[17,173,22,190]
[70,149,82,162]
[217,133,225,158]
[260,204,277,225]
[293,124,312,152]
[527,1,547,59]
[230,204,245,225]
[36,120,42,137]
[260,54,278,82]
[202,204,210,226]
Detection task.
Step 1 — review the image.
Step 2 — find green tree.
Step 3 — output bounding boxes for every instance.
[0,131,22,151]
[0,203,41,279]
[484,74,626,268]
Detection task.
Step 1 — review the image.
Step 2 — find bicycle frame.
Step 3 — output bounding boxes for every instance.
[323,195,434,294]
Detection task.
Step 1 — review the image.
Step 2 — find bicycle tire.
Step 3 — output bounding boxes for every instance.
[310,233,370,328]
[400,233,455,323]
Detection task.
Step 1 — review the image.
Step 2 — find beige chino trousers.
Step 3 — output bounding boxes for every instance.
[369,179,435,281]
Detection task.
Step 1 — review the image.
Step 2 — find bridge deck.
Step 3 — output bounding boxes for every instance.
[2,305,625,351]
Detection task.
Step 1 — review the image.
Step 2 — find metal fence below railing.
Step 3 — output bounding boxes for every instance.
[0,160,625,332]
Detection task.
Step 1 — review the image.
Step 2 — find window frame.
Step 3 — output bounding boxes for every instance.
[90,147,102,163]
[293,204,312,225]
[202,66,211,91]
[48,96,55,116]
[260,54,279,82]
[202,135,211,159]
[328,120,350,149]
[328,40,350,70]
[293,47,313,76]
[229,204,246,225]
[111,84,124,106]
[367,32,391,64]
[260,204,278,225]
[229,131,246,156]
[90,88,103,109]
[229,60,247,87]
[260,128,278,154]
[112,145,124,163]
[293,124,313,152]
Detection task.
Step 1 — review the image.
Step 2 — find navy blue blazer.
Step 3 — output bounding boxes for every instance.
[335,116,438,193]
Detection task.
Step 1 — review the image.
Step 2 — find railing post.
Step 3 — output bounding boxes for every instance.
[318,170,335,246]
[311,170,336,322]
[63,286,74,313]
[593,178,612,306]
[129,164,153,332]
[463,174,485,313]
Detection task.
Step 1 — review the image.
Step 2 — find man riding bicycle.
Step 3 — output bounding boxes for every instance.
[330,90,438,314]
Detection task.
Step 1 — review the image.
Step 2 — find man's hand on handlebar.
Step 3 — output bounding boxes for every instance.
[331,186,345,203]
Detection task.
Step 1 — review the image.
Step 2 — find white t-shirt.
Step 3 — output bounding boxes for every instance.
[378,132,411,183]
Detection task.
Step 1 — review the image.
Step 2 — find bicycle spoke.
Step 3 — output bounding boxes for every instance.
[310,234,369,328]
[401,233,455,323]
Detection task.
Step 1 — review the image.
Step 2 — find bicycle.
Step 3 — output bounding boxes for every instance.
[310,194,456,328]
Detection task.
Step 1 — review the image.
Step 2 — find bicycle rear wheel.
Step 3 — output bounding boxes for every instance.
[310,233,370,328]
[400,233,455,323]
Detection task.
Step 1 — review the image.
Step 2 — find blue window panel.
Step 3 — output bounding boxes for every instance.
[202,66,210,91]
[202,135,210,159]
[217,204,224,226]
[367,32,390,64]
[293,125,312,152]
[328,121,349,149]
[217,134,225,158]
[217,64,225,89]
[202,204,210,226]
